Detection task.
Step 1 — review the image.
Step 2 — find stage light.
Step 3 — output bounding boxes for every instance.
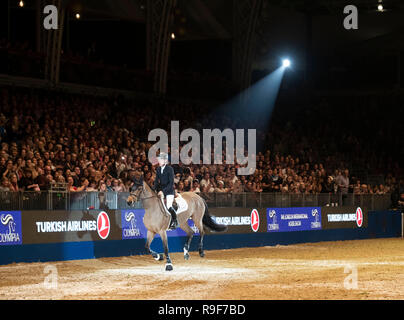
[75,13,81,19]
[282,59,291,68]
[19,1,24,7]
[171,33,176,39]
[377,4,383,11]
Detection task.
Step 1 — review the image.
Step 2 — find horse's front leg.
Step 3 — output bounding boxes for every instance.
[146,231,163,261]
[159,230,173,271]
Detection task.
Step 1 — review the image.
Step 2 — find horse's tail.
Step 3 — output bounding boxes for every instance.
[201,197,228,232]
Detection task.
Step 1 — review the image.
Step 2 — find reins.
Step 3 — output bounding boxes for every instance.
[132,184,169,216]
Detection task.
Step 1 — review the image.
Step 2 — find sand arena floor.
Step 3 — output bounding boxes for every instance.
[1,238,404,300]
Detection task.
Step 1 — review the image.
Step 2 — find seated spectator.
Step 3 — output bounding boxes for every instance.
[67,176,78,192]
[105,178,114,191]
[0,177,10,192]
[183,179,191,192]
[20,169,40,191]
[200,173,211,189]
[191,180,201,193]
[322,176,336,194]
[353,180,361,194]
[8,173,19,192]
[398,193,404,208]
[377,184,385,195]
[177,181,185,193]
[73,178,89,192]
[244,181,254,192]
[86,181,98,192]
[215,180,228,193]
[2,160,14,179]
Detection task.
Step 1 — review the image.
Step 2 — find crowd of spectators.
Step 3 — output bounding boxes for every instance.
[0,86,403,203]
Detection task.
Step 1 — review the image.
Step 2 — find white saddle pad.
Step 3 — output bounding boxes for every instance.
[161,194,188,215]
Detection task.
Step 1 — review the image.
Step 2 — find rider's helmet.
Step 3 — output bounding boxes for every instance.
[157,152,169,166]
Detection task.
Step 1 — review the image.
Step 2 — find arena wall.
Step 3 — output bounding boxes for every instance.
[0,208,401,265]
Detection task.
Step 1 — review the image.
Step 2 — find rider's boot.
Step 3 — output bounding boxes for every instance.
[168,206,179,230]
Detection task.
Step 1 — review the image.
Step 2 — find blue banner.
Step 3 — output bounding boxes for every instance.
[121,209,148,240]
[121,209,199,240]
[267,207,322,232]
[0,211,23,245]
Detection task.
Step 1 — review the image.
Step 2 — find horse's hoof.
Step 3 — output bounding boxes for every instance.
[165,263,173,271]
[199,251,205,258]
[159,254,164,261]
[153,254,160,261]
[184,247,190,260]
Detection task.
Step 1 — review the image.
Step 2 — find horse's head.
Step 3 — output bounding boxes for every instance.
[127,177,144,207]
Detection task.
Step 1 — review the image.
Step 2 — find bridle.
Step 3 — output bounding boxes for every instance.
[129,184,158,203]
[129,183,167,215]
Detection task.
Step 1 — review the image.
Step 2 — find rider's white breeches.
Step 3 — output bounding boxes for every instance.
[166,194,174,209]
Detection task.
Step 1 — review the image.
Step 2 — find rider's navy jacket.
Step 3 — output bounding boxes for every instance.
[154,165,175,196]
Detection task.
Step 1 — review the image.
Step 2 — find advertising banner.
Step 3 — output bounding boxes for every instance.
[120,207,267,239]
[121,209,200,240]
[266,207,322,232]
[21,210,121,244]
[321,206,367,229]
[209,207,266,234]
[14,206,367,246]
[0,211,23,246]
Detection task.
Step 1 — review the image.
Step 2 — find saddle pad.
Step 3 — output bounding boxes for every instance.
[161,194,188,215]
[175,194,188,214]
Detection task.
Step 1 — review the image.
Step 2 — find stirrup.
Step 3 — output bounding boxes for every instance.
[169,218,179,230]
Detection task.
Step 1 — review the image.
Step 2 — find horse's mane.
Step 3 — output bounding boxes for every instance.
[142,180,169,214]
[143,180,156,195]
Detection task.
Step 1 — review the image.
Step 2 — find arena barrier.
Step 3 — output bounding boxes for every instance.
[0,207,401,265]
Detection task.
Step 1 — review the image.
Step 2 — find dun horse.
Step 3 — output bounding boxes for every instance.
[127,178,227,271]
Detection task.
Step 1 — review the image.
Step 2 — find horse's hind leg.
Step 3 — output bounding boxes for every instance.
[198,231,205,258]
[181,223,194,260]
[159,230,173,271]
[146,230,163,261]
[195,220,205,258]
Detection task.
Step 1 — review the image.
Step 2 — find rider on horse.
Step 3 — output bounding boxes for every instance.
[154,152,179,230]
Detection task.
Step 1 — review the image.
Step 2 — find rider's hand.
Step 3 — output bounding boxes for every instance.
[158,191,164,198]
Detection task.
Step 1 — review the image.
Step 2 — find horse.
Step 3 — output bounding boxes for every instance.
[126,178,227,271]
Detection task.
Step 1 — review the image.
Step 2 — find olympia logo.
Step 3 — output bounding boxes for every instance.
[0,213,21,243]
[123,211,141,237]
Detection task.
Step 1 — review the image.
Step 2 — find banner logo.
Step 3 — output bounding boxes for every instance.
[0,212,22,245]
[267,209,279,231]
[123,211,141,238]
[356,207,363,227]
[311,208,321,229]
[250,209,260,232]
[97,211,110,239]
[267,207,321,232]
[121,209,147,239]
[321,206,367,229]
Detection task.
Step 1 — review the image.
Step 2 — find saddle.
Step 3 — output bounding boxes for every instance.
[161,193,188,215]
[162,193,180,211]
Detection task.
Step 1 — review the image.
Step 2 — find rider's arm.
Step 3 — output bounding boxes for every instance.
[153,169,160,192]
